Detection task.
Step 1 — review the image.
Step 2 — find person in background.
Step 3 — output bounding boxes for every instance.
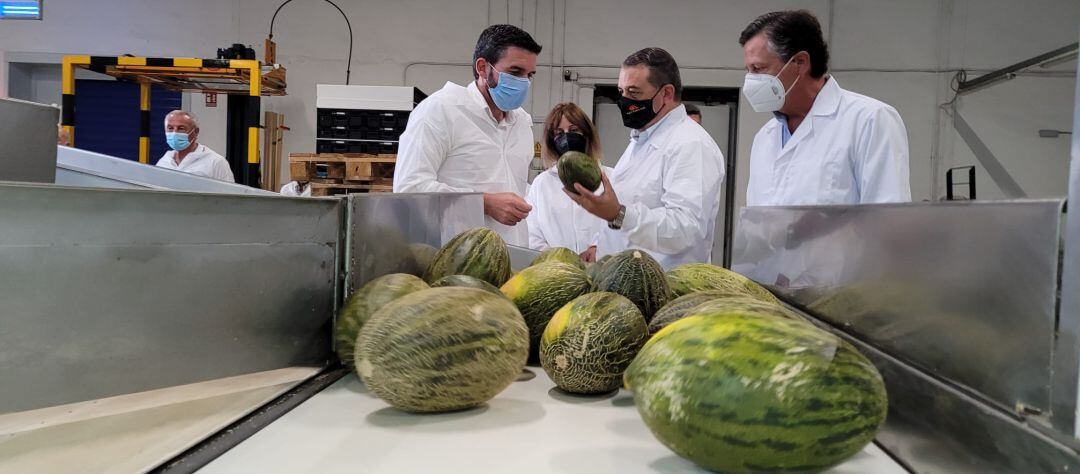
[526,102,612,253]
[684,103,703,125]
[57,124,70,146]
[566,48,725,269]
[740,10,910,205]
[156,110,234,182]
[393,24,542,247]
[280,180,311,197]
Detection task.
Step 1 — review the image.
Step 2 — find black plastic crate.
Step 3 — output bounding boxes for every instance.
[377,142,398,154]
[376,128,396,140]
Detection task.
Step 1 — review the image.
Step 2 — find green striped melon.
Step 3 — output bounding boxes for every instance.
[649,294,803,336]
[431,274,505,297]
[625,312,887,473]
[334,273,429,365]
[355,287,528,413]
[593,249,670,321]
[409,243,439,275]
[426,228,512,287]
[540,292,647,394]
[557,151,602,195]
[501,262,592,363]
[586,254,612,283]
[531,247,586,271]
[666,263,779,304]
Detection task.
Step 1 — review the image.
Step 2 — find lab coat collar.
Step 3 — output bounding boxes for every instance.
[170,143,207,166]
[630,104,687,146]
[466,80,519,126]
[810,76,842,118]
[774,77,840,157]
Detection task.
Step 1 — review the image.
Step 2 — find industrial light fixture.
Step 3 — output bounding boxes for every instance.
[0,1,42,20]
[957,42,1078,95]
[1038,129,1074,138]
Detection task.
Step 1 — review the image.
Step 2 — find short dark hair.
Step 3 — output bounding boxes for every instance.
[683,103,701,116]
[473,24,542,79]
[622,47,682,100]
[739,10,830,78]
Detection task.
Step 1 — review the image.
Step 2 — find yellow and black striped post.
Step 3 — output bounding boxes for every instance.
[138,82,151,164]
[234,59,261,186]
[60,55,90,146]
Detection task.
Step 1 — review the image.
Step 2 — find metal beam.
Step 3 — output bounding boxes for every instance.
[952,106,1028,198]
[957,43,1078,95]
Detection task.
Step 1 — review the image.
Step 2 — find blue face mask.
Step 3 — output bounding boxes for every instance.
[487,69,531,111]
[165,131,191,151]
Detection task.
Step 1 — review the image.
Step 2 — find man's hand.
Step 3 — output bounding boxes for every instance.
[580,245,597,263]
[484,192,532,226]
[564,172,621,221]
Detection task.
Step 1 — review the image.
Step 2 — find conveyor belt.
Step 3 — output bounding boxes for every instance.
[201,368,907,473]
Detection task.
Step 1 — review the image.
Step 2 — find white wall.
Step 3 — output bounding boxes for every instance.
[2,0,1076,204]
[0,0,240,155]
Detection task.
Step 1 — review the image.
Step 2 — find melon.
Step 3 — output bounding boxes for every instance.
[625,311,888,473]
[586,254,612,283]
[408,243,439,275]
[649,294,802,336]
[540,292,647,394]
[431,274,504,297]
[557,150,601,195]
[426,228,512,287]
[334,273,429,365]
[355,287,528,413]
[501,262,592,362]
[592,249,670,321]
[531,247,586,271]
[666,263,779,304]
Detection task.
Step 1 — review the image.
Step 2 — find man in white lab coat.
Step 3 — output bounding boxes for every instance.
[155,110,234,183]
[567,48,725,269]
[393,25,541,247]
[740,10,910,205]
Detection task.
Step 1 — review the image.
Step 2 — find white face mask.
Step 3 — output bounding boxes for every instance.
[742,56,800,113]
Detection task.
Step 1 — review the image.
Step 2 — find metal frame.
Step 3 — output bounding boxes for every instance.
[1051,36,1080,438]
[61,55,284,168]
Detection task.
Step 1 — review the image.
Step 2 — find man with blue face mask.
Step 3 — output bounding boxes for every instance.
[155,110,234,182]
[740,10,910,206]
[394,24,541,247]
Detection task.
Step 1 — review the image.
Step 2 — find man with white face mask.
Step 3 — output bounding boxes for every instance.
[740,10,910,205]
[393,24,541,246]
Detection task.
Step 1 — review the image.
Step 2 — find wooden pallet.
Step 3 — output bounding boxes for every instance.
[289,153,396,183]
[310,180,393,197]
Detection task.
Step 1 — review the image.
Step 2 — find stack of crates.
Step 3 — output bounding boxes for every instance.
[314,85,426,155]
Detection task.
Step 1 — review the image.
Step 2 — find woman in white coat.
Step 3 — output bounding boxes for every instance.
[526,103,612,253]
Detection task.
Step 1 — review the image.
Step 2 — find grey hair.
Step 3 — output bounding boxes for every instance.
[164,110,199,129]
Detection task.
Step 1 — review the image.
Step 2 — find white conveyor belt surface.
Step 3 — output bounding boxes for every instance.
[204,368,907,473]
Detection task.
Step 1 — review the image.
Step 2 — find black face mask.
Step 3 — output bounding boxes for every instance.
[554,131,588,156]
[617,88,664,130]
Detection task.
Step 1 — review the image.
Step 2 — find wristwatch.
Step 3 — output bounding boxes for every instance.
[608,205,626,230]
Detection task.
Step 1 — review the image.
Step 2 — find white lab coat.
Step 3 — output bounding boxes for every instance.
[280,181,312,197]
[526,165,614,253]
[156,144,234,183]
[393,81,534,247]
[595,105,726,270]
[746,77,911,206]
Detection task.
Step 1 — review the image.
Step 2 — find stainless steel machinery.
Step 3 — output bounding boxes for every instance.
[2,49,1079,473]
